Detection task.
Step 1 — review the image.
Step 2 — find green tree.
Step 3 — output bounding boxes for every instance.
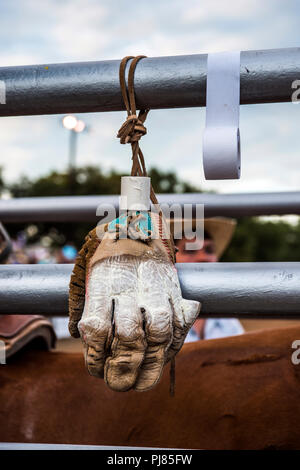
[6,165,202,248]
[3,165,300,260]
[222,217,300,262]
[8,166,201,198]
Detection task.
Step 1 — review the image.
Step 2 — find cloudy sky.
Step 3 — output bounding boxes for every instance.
[0,0,299,195]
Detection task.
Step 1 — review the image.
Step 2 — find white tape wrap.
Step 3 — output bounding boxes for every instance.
[203,51,241,180]
[119,176,150,210]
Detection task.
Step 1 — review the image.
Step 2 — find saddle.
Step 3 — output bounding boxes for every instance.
[0,315,56,359]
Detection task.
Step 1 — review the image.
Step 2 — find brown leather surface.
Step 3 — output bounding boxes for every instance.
[0,315,56,358]
[1,325,300,449]
[0,315,47,338]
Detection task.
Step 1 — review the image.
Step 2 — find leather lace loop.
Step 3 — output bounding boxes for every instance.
[118,56,177,396]
[117,55,159,205]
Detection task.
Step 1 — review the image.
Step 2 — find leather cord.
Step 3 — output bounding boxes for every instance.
[117,56,177,258]
[117,56,177,396]
[117,55,158,205]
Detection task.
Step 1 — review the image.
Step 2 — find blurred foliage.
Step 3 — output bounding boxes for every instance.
[4,165,201,249]
[221,217,300,262]
[2,165,299,260]
[8,166,200,198]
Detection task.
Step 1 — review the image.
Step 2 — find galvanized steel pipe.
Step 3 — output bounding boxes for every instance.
[1,192,300,223]
[0,47,299,116]
[0,262,300,318]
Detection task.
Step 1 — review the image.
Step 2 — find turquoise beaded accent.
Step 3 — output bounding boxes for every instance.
[108,211,154,239]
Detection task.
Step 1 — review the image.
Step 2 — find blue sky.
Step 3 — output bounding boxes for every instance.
[0,0,299,195]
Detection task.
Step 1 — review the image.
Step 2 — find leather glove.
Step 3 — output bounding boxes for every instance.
[69,212,200,392]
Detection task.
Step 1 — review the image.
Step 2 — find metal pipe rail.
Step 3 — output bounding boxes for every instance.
[0,47,299,116]
[1,191,300,223]
[1,262,300,317]
[0,443,164,450]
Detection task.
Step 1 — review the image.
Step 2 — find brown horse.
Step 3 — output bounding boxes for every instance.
[1,325,300,450]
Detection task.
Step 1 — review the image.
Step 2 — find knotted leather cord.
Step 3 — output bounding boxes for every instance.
[117,56,177,261]
[117,56,158,204]
[118,56,176,396]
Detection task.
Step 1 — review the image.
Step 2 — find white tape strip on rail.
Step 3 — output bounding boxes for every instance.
[203,51,241,180]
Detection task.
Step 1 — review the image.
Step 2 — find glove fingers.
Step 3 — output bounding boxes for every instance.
[166,298,201,363]
[133,343,167,392]
[134,300,173,392]
[104,295,146,392]
[78,300,113,378]
[181,298,201,325]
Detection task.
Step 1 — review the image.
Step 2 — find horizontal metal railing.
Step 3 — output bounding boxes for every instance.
[0,47,299,117]
[0,443,166,450]
[1,263,300,317]
[0,47,299,319]
[1,191,300,223]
